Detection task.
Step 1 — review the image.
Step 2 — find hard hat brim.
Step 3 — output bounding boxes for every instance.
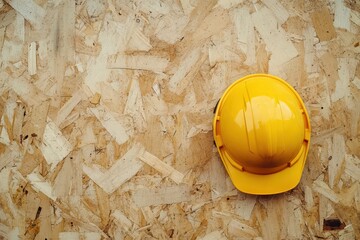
[219,146,308,195]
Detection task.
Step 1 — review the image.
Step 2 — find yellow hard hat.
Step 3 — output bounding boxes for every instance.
[213,74,311,195]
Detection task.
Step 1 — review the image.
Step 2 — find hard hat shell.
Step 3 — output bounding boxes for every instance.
[213,74,311,195]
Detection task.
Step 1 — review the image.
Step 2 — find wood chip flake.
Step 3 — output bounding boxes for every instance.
[310,7,336,41]
[10,77,47,106]
[59,112,80,130]
[112,210,133,232]
[235,194,257,220]
[208,30,242,67]
[355,185,360,212]
[339,224,356,240]
[124,76,147,132]
[59,232,80,240]
[187,7,231,46]
[187,123,212,138]
[252,6,298,71]
[28,42,36,76]
[344,154,360,182]
[89,105,129,145]
[198,230,227,240]
[168,47,202,95]
[0,223,10,239]
[233,7,256,65]
[328,134,346,188]
[334,0,351,31]
[5,0,45,29]
[0,223,20,240]
[6,227,19,240]
[0,168,10,193]
[59,232,101,240]
[53,157,74,197]
[155,14,188,44]
[89,92,101,105]
[228,219,259,237]
[27,172,56,201]
[40,119,73,171]
[0,9,16,28]
[0,28,4,54]
[312,179,339,203]
[83,144,145,194]
[0,101,16,145]
[13,103,25,144]
[217,0,244,9]
[123,17,152,52]
[179,0,195,14]
[55,89,83,126]
[138,151,184,184]
[260,0,289,24]
[350,10,360,26]
[132,184,191,207]
[304,186,314,210]
[0,144,22,170]
[331,58,357,103]
[107,54,169,73]
[84,20,125,93]
[210,155,236,199]
[303,25,318,75]
[352,76,360,90]
[82,232,101,240]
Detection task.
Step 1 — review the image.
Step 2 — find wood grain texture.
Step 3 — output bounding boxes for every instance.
[0,0,359,239]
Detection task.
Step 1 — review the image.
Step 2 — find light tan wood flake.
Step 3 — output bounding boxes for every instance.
[198,230,227,240]
[88,105,129,145]
[228,220,259,238]
[82,144,145,194]
[0,9,16,28]
[252,6,298,71]
[27,172,56,201]
[312,178,339,203]
[55,89,83,126]
[233,7,256,65]
[261,0,289,24]
[138,151,184,184]
[168,47,204,95]
[107,54,169,73]
[132,184,191,207]
[28,42,36,76]
[334,0,351,31]
[40,119,73,171]
[5,0,45,29]
[344,154,360,182]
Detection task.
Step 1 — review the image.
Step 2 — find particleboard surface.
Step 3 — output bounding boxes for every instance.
[0,0,360,239]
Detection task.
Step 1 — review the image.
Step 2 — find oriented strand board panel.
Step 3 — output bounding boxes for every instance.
[0,0,359,239]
